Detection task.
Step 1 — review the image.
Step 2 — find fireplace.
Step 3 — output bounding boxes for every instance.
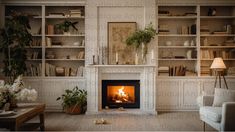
[102,80,140,109]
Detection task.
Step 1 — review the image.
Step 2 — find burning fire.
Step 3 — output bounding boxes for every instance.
[114,86,131,103]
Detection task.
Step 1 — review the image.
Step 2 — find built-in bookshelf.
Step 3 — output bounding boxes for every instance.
[157,5,198,77]
[157,5,235,77]
[3,5,85,77]
[200,6,235,76]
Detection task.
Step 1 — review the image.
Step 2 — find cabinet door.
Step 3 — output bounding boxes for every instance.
[181,80,199,110]
[42,79,65,110]
[156,80,180,110]
[201,79,215,95]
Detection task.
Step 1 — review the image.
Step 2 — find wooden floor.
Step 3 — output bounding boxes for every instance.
[1,111,216,131]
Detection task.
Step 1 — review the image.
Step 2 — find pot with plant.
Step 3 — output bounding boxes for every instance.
[0,12,32,83]
[57,86,87,114]
[126,23,156,64]
[56,20,78,35]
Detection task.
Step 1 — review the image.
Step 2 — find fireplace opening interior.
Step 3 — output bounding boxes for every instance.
[102,80,140,109]
[107,85,135,104]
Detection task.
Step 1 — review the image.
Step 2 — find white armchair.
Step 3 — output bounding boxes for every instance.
[199,95,235,131]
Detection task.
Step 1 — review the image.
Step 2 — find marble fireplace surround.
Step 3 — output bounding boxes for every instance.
[86,65,156,115]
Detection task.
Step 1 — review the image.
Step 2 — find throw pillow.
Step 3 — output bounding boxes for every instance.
[213,88,235,107]
[196,91,207,107]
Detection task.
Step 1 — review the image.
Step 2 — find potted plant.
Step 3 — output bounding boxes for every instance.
[126,23,156,63]
[0,12,32,83]
[56,20,78,35]
[56,86,87,114]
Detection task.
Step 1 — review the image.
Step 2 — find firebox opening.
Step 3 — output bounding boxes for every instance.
[102,80,140,109]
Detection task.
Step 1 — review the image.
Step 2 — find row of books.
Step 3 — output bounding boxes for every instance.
[46,37,62,47]
[25,63,42,76]
[200,50,232,59]
[45,63,84,77]
[158,66,187,76]
[26,51,41,59]
[29,38,41,47]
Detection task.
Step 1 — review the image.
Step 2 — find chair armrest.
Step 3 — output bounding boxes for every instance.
[221,102,235,131]
[202,95,214,106]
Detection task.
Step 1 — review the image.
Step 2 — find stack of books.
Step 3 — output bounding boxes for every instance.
[45,63,56,76]
[25,63,42,76]
[48,13,64,17]
[30,38,41,47]
[169,65,186,76]
[158,25,170,34]
[158,10,170,16]
[158,66,169,76]
[70,9,82,17]
[200,25,210,34]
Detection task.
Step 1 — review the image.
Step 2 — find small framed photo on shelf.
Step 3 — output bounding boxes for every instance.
[108,22,137,65]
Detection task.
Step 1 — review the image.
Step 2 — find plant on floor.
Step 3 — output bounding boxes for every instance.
[126,23,156,62]
[57,86,87,114]
[0,12,32,83]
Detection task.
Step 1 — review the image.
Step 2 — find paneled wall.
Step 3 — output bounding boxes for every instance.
[85,0,156,65]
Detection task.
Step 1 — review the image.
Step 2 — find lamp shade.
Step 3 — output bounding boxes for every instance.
[210,57,226,69]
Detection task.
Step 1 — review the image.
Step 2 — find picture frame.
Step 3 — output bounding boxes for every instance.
[108,22,137,65]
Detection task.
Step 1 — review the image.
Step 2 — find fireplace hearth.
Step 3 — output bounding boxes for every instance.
[102,80,140,109]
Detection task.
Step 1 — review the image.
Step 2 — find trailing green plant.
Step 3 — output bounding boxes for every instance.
[57,86,87,114]
[0,12,32,83]
[126,23,156,59]
[56,20,78,32]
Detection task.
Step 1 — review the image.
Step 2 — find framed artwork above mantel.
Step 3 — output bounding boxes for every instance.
[108,22,137,65]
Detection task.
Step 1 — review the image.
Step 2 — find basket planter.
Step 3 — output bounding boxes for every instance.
[64,105,82,114]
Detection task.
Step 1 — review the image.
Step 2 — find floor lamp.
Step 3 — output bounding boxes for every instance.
[210,57,228,89]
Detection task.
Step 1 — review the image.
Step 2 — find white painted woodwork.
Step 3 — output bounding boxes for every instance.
[86,65,156,114]
[1,0,235,112]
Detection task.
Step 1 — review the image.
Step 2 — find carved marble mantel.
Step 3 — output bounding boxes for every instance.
[86,65,157,115]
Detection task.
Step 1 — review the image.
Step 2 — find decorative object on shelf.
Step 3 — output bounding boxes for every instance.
[57,86,87,114]
[165,41,172,46]
[208,8,216,16]
[0,75,38,109]
[183,40,190,46]
[0,12,32,83]
[56,20,78,35]
[108,22,137,65]
[210,57,228,89]
[190,40,195,46]
[126,23,156,64]
[186,50,192,59]
[191,24,196,34]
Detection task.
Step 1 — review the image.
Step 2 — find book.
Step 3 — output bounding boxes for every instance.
[46,37,52,47]
[47,25,54,35]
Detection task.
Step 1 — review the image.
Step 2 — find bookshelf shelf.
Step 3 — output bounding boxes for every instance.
[46,59,85,61]
[157,34,197,37]
[46,34,85,37]
[26,59,42,61]
[200,46,235,48]
[158,58,197,61]
[158,46,197,48]
[200,16,235,19]
[46,46,85,49]
[200,34,235,37]
[201,59,235,61]
[159,16,197,19]
[45,16,85,19]
[25,46,42,49]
